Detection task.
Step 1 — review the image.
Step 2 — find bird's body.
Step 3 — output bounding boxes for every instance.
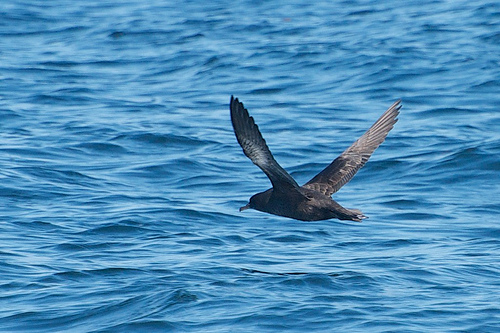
[244,187,365,222]
[230,96,401,222]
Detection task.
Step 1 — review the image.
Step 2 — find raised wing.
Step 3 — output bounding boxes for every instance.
[303,100,401,196]
[230,96,302,193]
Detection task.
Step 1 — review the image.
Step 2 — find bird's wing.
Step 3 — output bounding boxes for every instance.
[230,96,302,194]
[303,100,401,196]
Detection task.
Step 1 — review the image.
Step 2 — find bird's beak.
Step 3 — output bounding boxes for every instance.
[239,203,250,212]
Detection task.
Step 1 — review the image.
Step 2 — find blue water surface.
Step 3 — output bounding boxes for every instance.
[1,0,499,332]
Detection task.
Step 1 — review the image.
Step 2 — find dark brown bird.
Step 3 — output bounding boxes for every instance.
[230,96,401,222]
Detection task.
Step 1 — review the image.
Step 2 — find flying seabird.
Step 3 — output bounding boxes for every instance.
[230,96,401,222]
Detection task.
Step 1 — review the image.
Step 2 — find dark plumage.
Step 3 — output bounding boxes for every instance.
[230,96,401,222]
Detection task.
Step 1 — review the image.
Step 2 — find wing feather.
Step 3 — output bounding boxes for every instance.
[230,96,301,193]
[303,100,401,196]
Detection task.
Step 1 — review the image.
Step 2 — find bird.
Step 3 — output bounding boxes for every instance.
[230,95,401,222]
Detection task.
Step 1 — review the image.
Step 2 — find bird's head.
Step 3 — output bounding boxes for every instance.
[239,189,273,212]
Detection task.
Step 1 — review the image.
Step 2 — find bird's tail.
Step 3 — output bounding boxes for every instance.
[329,201,367,222]
[346,208,367,222]
[335,207,367,222]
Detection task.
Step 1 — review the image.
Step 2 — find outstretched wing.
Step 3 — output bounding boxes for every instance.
[303,100,401,196]
[230,96,302,193]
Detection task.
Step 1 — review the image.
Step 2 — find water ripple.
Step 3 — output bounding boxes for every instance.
[1,0,500,331]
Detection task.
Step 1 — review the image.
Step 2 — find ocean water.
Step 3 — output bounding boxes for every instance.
[1,0,499,332]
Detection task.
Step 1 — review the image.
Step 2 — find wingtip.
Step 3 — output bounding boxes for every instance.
[230,95,240,104]
[391,99,402,109]
[230,95,243,113]
[393,99,403,112]
[385,99,402,122]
